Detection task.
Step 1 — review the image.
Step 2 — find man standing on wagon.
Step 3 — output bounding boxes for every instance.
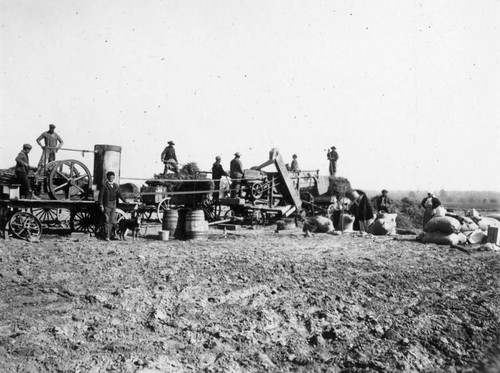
[36,124,64,170]
[15,144,40,199]
[327,146,338,176]
[230,152,244,198]
[212,155,228,201]
[99,171,126,241]
[161,141,180,175]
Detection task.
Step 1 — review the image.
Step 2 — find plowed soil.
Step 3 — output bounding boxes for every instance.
[1,229,499,372]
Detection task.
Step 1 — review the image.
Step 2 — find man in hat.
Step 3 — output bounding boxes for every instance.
[348,190,374,232]
[230,152,244,198]
[212,155,228,201]
[99,171,126,241]
[15,144,40,199]
[376,189,392,213]
[161,141,179,175]
[420,191,442,228]
[36,124,64,169]
[327,146,339,176]
[290,154,300,173]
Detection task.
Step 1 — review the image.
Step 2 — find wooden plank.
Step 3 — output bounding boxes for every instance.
[218,198,245,206]
[216,224,241,231]
[273,155,302,209]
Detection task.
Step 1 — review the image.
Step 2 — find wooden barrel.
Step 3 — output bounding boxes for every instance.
[162,209,178,237]
[185,210,209,240]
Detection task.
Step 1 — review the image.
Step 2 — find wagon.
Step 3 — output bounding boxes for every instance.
[0,146,140,241]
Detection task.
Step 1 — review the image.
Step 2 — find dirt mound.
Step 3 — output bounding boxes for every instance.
[1,232,499,372]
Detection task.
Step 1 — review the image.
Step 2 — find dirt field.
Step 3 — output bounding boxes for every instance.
[1,228,499,372]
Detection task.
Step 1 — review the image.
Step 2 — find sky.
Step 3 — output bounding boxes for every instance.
[1,0,499,192]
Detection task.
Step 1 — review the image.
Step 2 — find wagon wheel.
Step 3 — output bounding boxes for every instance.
[157,196,176,222]
[115,208,126,223]
[32,208,71,228]
[9,212,42,241]
[139,209,153,222]
[249,182,264,200]
[224,209,235,220]
[70,210,99,233]
[48,160,92,200]
[201,201,222,222]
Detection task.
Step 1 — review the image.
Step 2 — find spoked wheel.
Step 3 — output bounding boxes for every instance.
[70,210,99,234]
[115,208,126,224]
[224,209,236,220]
[9,212,42,240]
[48,160,92,200]
[249,182,264,200]
[157,197,175,222]
[202,201,222,222]
[32,208,71,228]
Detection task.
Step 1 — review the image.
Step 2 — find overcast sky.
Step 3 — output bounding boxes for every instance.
[1,0,499,192]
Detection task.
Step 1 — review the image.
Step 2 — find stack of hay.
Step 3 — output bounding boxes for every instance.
[327,176,352,196]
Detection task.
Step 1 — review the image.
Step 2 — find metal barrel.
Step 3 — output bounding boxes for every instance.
[162,209,178,238]
[185,210,208,240]
[93,145,122,190]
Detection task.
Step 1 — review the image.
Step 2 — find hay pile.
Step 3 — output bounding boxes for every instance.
[147,162,213,207]
[327,176,352,196]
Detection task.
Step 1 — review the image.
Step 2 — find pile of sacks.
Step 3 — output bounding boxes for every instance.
[367,212,397,236]
[307,212,397,236]
[303,216,334,233]
[420,208,500,245]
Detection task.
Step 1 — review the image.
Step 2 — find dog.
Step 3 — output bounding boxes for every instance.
[117,209,142,241]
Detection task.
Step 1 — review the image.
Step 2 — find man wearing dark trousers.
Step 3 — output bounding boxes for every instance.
[212,155,228,200]
[15,144,39,199]
[99,171,125,241]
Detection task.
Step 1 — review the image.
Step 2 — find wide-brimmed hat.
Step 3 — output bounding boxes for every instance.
[168,141,175,145]
[331,146,336,149]
[234,152,241,156]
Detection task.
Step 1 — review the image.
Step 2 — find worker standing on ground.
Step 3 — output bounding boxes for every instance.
[36,124,64,169]
[15,144,39,199]
[290,154,300,173]
[420,191,442,228]
[99,171,126,241]
[348,190,374,232]
[327,146,338,176]
[376,189,392,213]
[212,155,228,201]
[230,152,244,198]
[161,140,179,175]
